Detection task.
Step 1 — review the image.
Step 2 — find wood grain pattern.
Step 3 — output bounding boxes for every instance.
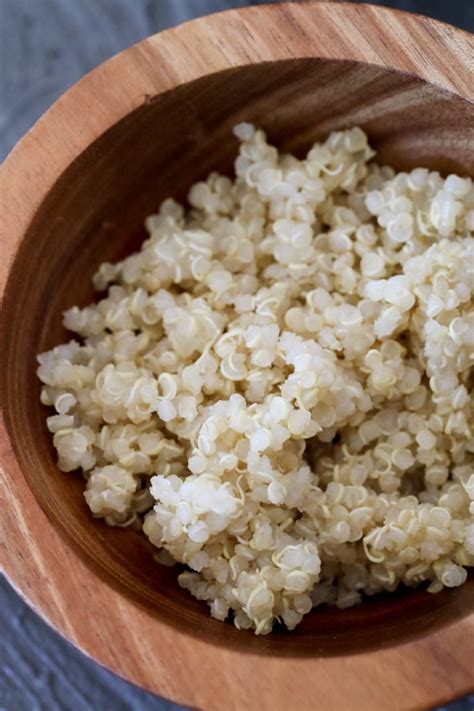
[1,3,473,709]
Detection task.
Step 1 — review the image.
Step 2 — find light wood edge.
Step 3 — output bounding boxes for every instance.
[1,4,473,710]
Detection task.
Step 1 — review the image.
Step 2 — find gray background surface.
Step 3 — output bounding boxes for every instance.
[1,1,473,710]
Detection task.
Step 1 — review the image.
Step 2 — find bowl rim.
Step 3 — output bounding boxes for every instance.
[1,2,474,709]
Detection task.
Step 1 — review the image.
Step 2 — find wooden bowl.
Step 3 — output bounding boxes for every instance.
[1,3,473,709]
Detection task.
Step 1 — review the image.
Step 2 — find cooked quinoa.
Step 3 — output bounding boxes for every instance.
[38,124,474,634]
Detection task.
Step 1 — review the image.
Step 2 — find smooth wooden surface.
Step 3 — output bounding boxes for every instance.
[1,3,474,709]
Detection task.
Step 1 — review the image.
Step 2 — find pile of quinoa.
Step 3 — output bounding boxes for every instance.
[38,124,474,635]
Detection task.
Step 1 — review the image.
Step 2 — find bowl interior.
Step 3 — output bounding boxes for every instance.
[2,58,473,657]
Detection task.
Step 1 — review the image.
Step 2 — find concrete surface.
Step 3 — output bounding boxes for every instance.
[1,1,473,709]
